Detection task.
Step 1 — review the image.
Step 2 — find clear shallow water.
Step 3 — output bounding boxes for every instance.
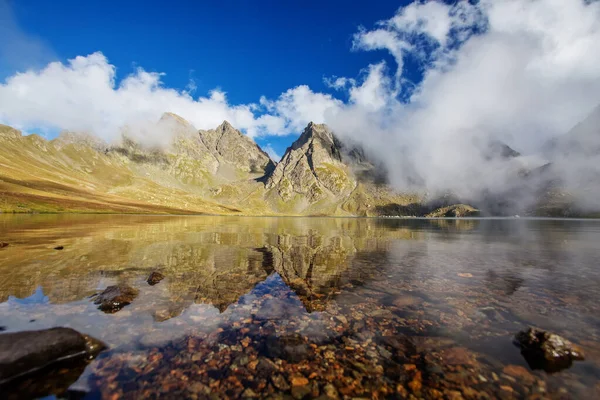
[1,215,600,398]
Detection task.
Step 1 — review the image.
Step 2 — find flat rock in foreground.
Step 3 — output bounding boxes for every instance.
[0,327,106,384]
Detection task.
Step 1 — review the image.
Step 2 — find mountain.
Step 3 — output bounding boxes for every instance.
[0,116,509,217]
[521,104,600,217]
[0,115,261,214]
[265,123,355,206]
[108,115,273,184]
[264,122,424,215]
[0,116,433,216]
[3,110,597,217]
[198,120,275,175]
[544,104,600,158]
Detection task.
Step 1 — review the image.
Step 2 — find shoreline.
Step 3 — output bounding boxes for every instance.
[1,211,600,221]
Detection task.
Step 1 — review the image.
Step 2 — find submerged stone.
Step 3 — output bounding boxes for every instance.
[147,271,165,285]
[94,285,139,313]
[514,327,585,372]
[265,334,310,362]
[0,327,106,384]
[272,374,290,390]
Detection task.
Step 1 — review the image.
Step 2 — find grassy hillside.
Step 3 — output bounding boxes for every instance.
[0,125,249,214]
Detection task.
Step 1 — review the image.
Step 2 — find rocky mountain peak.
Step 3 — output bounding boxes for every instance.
[157,112,197,140]
[216,120,235,132]
[198,121,275,174]
[265,122,355,206]
[295,121,332,143]
[159,112,193,127]
[105,117,273,179]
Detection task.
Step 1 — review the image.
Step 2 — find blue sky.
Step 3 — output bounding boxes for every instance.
[7,0,407,101]
[3,0,418,156]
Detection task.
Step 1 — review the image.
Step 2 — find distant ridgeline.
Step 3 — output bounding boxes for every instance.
[0,110,598,217]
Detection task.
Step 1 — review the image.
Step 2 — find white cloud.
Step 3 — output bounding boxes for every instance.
[259,85,342,135]
[348,63,394,111]
[0,53,345,142]
[352,1,484,78]
[353,28,409,77]
[185,70,197,95]
[323,76,356,90]
[328,0,600,208]
[0,52,284,143]
[390,0,453,45]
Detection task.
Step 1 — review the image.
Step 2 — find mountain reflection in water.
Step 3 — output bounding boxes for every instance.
[1,215,600,399]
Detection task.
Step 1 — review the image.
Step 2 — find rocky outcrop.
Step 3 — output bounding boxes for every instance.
[108,115,274,180]
[199,121,275,175]
[265,123,356,203]
[426,204,480,218]
[482,140,521,160]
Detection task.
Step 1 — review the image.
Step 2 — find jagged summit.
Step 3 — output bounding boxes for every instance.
[104,117,274,177]
[156,112,197,140]
[265,122,354,205]
[216,120,234,130]
[159,112,193,127]
[289,122,341,158]
[199,120,275,174]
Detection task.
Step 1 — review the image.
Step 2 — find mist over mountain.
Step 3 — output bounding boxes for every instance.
[0,106,598,217]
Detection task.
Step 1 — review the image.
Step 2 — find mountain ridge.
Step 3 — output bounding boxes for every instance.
[1,109,598,217]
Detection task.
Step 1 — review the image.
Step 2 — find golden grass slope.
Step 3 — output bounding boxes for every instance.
[0,125,245,214]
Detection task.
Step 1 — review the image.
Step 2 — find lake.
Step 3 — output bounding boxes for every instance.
[1,215,600,399]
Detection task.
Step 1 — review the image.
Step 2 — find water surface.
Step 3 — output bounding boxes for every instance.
[1,215,600,398]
